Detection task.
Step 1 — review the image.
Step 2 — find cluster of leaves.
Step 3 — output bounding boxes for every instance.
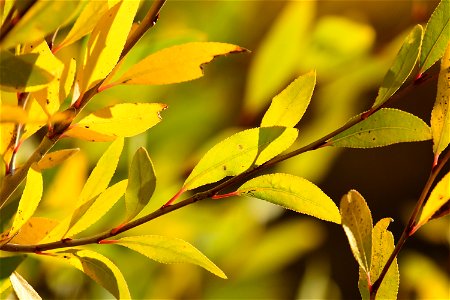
[0,0,449,299]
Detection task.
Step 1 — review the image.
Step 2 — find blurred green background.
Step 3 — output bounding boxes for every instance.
[4,0,450,299]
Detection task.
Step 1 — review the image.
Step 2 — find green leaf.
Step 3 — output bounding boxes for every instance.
[372,25,423,108]
[416,171,450,228]
[329,108,431,148]
[124,148,156,222]
[183,127,298,191]
[65,180,128,238]
[51,249,130,299]
[340,190,373,274]
[116,235,227,279]
[0,1,81,50]
[261,70,316,128]
[77,138,124,205]
[9,167,43,237]
[431,43,450,156]
[244,1,315,114]
[419,0,450,73]
[79,0,139,92]
[358,218,399,300]
[0,51,54,92]
[0,256,27,280]
[237,173,341,223]
[9,272,41,300]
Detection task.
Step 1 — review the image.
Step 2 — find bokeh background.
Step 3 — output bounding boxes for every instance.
[3,0,449,299]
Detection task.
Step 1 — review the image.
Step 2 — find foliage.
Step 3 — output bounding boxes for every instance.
[0,0,449,299]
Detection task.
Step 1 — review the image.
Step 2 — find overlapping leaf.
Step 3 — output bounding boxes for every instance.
[10,217,58,244]
[116,235,227,279]
[183,127,298,191]
[340,190,373,274]
[9,272,41,300]
[329,109,431,148]
[36,149,80,170]
[108,42,248,87]
[237,173,341,223]
[372,25,423,108]
[51,249,130,299]
[261,71,316,128]
[419,0,450,73]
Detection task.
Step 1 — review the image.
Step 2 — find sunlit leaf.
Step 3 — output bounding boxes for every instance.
[64,126,116,142]
[19,99,48,141]
[183,127,298,191]
[9,272,41,300]
[329,108,431,148]
[340,190,373,274]
[51,249,130,299]
[245,1,315,114]
[124,148,156,222]
[109,42,247,87]
[0,1,80,50]
[116,235,227,279]
[261,71,316,128]
[77,138,123,205]
[419,0,450,73]
[8,167,43,237]
[0,105,29,123]
[237,173,340,223]
[431,43,450,156]
[416,171,450,228]
[66,103,167,139]
[79,0,139,92]
[372,25,423,108]
[10,217,58,244]
[36,148,80,170]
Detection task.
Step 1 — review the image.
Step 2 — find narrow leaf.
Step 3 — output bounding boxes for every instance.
[66,103,167,139]
[237,173,341,223]
[51,249,130,299]
[419,0,450,73]
[372,25,423,108]
[0,256,27,280]
[9,167,43,237]
[9,272,41,300]
[79,0,139,92]
[417,171,450,228]
[0,105,29,123]
[10,217,58,244]
[431,42,450,155]
[124,148,156,222]
[110,42,248,86]
[261,70,316,128]
[340,190,373,274]
[183,127,298,191]
[78,138,124,205]
[329,108,431,148]
[64,126,116,142]
[36,148,80,170]
[116,235,227,279]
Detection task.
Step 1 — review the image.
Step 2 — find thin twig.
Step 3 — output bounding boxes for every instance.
[8,93,30,175]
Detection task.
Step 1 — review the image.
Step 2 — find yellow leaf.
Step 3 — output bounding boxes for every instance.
[67,103,167,139]
[10,217,58,244]
[36,148,80,170]
[8,166,43,237]
[64,126,116,142]
[9,272,41,300]
[109,42,248,86]
[79,0,139,92]
[20,99,48,142]
[0,105,29,123]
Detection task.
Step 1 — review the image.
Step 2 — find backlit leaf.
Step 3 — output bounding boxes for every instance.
[261,70,316,128]
[124,148,156,222]
[77,138,123,205]
[431,43,450,156]
[116,235,227,279]
[110,42,247,86]
[65,180,128,237]
[0,1,80,50]
[79,0,139,92]
[419,0,450,73]
[64,126,116,142]
[340,190,373,274]
[183,127,298,191]
[9,272,41,300]
[0,105,29,123]
[9,167,43,237]
[329,108,431,148]
[36,148,80,170]
[51,249,130,299]
[10,217,58,244]
[0,255,27,281]
[417,171,450,228]
[66,103,167,139]
[237,173,341,223]
[372,25,423,108]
